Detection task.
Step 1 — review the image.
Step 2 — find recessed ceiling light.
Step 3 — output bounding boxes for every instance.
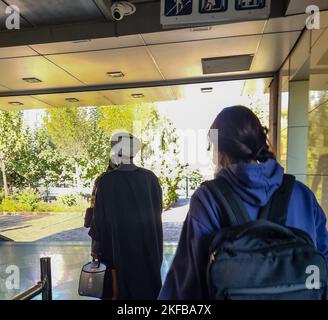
[131,93,144,98]
[9,101,24,106]
[22,77,42,83]
[72,39,91,44]
[107,71,125,78]
[65,98,80,103]
[190,26,211,32]
[202,54,254,74]
[201,87,213,93]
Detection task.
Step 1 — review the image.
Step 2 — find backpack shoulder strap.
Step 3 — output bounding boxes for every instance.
[204,176,251,228]
[258,174,296,225]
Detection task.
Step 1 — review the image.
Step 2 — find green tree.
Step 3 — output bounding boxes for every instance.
[7,127,36,188]
[98,104,187,208]
[247,94,270,127]
[82,108,111,182]
[308,91,328,202]
[142,118,188,209]
[0,111,25,197]
[187,169,204,190]
[97,103,160,169]
[44,108,91,187]
[26,128,73,188]
[98,105,136,135]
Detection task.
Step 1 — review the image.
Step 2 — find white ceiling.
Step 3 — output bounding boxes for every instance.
[46,46,165,85]
[34,91,113,108]
[102,86,178,105]
[0,95,52,110]
[0,78,271,111]
[0,56,84,91]
[286,0,328,15]
[0,45,37,59]
[252,31,300,73]
[30,35,144,56]
[148,35,260,79]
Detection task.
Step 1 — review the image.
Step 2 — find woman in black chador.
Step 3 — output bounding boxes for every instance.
[89,132,163,300]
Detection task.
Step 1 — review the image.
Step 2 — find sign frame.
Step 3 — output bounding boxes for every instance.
[161,0,272,28]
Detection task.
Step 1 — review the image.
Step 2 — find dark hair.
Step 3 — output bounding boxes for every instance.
[209,106,275,163]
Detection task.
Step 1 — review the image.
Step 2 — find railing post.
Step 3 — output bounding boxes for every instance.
[40,257,52,300]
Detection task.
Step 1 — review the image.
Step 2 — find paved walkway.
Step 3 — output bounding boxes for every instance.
[0,198,190,242]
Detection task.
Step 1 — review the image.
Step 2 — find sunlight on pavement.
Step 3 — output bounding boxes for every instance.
[0,199,190,242]
[162,198,189,223]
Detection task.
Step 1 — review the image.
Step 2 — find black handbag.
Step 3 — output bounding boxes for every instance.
[79,203,118,299]
[84,207,94,228]
[78,259,118,299]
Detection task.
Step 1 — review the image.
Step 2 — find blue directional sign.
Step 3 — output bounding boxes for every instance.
[164,0,193,16]
[235,0,266,11]
[199,0,228,14]
[161,0,271,27]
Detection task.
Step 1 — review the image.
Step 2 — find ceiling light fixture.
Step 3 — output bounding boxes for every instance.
[190,26,211,32]
[201,87,213,93]
[107,71,125,78]
[22,77,42,83]
[131,93,144,98]
[202,54,254,74]
[9,101,24,106]
[72,39,91,44]
[65,98,80,103]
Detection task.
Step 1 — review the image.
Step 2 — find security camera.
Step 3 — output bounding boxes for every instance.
[110,1,136,21]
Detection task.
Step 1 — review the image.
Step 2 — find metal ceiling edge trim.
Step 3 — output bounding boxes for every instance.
[276,26,307,77]
[0,72,275,98]
[0,2,162,48]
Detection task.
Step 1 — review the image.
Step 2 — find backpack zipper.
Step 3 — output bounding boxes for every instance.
[223,282,323,298]
[222,242,310,255]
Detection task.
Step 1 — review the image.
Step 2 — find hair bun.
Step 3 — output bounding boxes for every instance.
[209,106,275,163]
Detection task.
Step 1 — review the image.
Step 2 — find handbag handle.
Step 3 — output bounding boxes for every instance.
[92,257,101,268]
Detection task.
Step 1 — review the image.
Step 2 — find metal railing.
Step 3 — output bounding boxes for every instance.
[13,257,52,300]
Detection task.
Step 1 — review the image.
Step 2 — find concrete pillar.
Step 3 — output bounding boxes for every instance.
[286,80,309,184]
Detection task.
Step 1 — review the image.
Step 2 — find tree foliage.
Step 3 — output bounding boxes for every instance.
[0,111,26,196]
[1,104,187,208]
[44,108,92,186]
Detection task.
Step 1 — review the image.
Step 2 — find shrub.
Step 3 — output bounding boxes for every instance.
[0,190,4,203]
[159,175,181,210]
[0,189,40,212]
[35,199,88,213]
[1,198,20,212]
[16,188,41,211]
[58,194,79,207]
[34,201,58,213]
[188,170,204,190]
[0,189,88,213]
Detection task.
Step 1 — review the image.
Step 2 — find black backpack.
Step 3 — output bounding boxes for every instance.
[204,174,328,300]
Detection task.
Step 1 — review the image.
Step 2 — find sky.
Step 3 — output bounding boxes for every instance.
[156,98,224,178]
[155,80,269,177]
[23,108,45,129]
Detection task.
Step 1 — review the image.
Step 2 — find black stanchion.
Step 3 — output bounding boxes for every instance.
[12,257,52,301]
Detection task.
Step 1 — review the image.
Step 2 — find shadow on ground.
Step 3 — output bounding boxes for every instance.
[36,222,183,243]
[0,215,42,232]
